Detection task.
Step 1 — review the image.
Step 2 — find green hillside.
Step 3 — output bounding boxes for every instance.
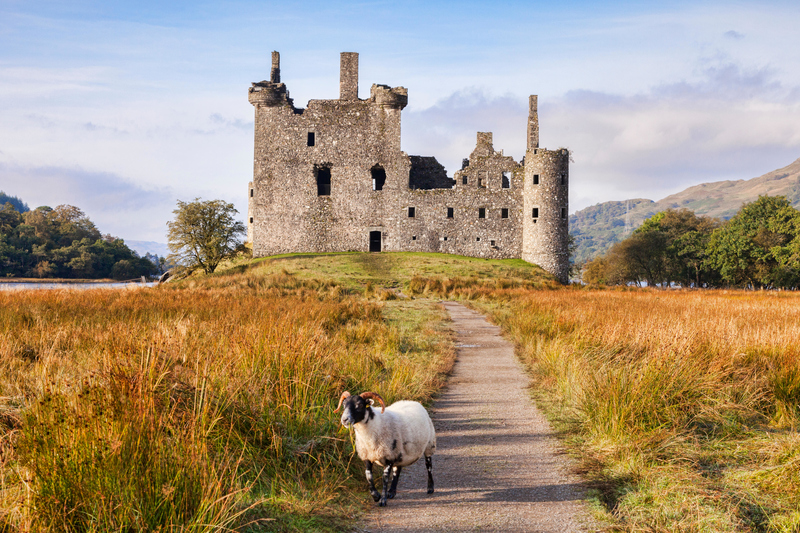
[571,157,800,263]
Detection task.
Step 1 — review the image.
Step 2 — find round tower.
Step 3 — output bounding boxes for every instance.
[521,96,569,282]
[522,148,570,283]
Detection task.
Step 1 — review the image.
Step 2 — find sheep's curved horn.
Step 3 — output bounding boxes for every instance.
[360,392,386,413]
[334,391,351,413]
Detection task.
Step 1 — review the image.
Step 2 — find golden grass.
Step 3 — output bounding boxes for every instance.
[8,252,798,532]
[0,273,455,532]
[465,288,800,532]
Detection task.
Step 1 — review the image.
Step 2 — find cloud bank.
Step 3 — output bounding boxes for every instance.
[0,163,175,241]
[403,60,800,213]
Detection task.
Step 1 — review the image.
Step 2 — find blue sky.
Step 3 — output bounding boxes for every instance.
[2,0,800,244]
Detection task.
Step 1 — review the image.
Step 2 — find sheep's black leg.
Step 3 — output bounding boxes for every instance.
[379,463,393,507]
[425,456,434,494]
[364,460,381,502]
[388,465,402,499]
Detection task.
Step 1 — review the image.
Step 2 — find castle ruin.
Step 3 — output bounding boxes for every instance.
[247,52,570,282]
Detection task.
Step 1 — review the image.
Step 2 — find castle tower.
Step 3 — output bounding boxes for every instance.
[522,95,570,283]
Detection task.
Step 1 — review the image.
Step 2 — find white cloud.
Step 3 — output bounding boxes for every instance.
[398,60,800,215]
[549,62,800,211]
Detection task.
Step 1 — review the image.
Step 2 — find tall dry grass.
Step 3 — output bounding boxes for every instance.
[470,288,800,532]
[0,274,454,532]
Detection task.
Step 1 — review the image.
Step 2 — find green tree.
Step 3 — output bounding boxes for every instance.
[768,204,800,286]
[582,208,720,287]
[166,199,246,275]
[0,202,154,279]
[706,196,800,288]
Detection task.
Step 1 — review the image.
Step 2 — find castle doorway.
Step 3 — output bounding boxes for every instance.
[369,231,382,252]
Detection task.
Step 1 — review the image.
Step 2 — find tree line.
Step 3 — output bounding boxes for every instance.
[583,195,800,289]
[0,202,158,279]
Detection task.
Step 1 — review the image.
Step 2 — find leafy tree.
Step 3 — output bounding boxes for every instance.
[582,208,720,287]
[0,203,155,279]
[705,196,800,288]
[768,205,800,286]
[646,209,720,287]
[166,199,246,274]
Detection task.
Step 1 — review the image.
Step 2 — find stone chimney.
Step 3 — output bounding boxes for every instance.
[340,52,359,100]
[270,51,280,83]
[527,95,539,151]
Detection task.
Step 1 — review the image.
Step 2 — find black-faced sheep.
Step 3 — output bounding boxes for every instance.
[335,391,436,506]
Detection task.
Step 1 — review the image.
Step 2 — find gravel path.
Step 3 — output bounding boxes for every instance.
[358,302,599,533]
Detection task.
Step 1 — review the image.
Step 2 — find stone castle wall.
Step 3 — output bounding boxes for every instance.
[248,51,570,280]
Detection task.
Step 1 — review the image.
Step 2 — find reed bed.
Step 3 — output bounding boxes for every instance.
[467,288,800,532]
[0,272,454,532]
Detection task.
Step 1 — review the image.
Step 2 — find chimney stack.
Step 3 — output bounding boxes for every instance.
[270,51,280,83]
[340,52,359,100]
[527,95,539,151]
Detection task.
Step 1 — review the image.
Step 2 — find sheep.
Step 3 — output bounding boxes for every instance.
[335,391,436,506]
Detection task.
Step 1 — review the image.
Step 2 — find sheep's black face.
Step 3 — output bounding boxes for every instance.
[340,394,372,427]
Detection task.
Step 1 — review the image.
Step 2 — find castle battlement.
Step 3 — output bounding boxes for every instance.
[247,52,570,282]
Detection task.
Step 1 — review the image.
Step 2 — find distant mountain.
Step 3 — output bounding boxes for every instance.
[570,157,800,264]
[126,240,170,258]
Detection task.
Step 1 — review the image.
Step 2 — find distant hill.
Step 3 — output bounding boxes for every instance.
[570,157,800,264]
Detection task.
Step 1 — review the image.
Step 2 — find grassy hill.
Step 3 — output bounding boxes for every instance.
[571,157,800,263]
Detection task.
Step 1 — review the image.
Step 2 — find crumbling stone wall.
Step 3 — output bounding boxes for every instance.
[247,51,569,280]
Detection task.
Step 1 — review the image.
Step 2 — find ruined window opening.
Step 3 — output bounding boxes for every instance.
[249,217,253,224]
[408,207,415,218]
[533,174,540,185]
[560,173,566,185]
[501,208,509,219]
[561,207,567,219]
[491,240,496,246]
[316,166,331,196]
[447,207,454,219]
[532,207,539,219]
[443,236,448,241]
[307,132,315,146]
[250,188,254,198]
[478,207,486,219]
[412,235,417,241]
[462,176,468,185]
[476,237,481,242]
[478,178,486,188]
[371,166,386,191]
[502,172,511,189]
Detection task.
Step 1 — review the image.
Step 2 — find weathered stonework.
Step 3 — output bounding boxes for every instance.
[247,52,570,282]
